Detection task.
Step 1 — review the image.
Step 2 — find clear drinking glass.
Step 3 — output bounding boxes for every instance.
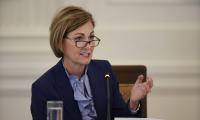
[47,101,63,120]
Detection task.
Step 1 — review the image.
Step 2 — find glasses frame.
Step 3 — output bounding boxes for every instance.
[66,36,101,48]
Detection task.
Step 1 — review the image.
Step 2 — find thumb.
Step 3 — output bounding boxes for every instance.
[135,75,144,84]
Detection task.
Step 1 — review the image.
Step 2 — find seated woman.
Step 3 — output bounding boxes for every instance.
[31,6,153,120]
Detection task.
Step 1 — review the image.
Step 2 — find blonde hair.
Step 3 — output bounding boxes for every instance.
[49,6,95,58]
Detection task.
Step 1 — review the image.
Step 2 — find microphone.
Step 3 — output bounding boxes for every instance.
[105,73,111,120]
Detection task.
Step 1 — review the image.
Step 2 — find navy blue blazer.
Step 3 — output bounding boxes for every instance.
[31,59,141,120]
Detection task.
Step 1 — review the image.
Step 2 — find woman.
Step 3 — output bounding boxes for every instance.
[31,6,153,120]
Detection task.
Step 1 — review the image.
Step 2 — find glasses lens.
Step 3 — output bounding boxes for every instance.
[91,40,99,47]
[76,41,87,48]
[91,36,100,47]
[75,36,100,48]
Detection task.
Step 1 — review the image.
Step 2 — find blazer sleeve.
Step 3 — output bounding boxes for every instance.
[31,81,47,120]
[104,61,142,118]
[31,73,59,120]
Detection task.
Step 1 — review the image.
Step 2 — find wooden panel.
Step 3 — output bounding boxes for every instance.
[112,65,147,117]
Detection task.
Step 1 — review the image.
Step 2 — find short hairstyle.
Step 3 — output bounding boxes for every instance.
[49,6,95,58]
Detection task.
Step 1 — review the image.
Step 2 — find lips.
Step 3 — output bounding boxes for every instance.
[80,51,91,57]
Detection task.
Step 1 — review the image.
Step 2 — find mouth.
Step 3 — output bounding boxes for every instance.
[80,51,91,57]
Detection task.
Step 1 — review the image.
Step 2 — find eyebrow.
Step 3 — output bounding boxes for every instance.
[74,31,94,36]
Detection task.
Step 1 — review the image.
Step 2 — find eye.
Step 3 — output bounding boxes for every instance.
[74,36,84,41]
[89,35,95,40]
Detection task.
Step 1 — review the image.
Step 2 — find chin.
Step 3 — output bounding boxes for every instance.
[81,58,92,65]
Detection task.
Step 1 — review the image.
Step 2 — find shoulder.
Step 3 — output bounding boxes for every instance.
[90,59,111,67]
[32,59,62,89]
[89,59,112,71]
[31,67,55,92]
[88,59,114,75]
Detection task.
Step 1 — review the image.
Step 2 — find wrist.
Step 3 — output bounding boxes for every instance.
[129,100,140,111]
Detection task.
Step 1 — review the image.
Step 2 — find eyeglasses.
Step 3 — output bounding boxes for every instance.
[66,36,101,48]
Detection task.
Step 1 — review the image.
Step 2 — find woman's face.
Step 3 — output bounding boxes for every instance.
[63,21,95,66]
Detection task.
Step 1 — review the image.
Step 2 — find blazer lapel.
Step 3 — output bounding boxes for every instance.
[53,59,81,120]
[87,62,107,119]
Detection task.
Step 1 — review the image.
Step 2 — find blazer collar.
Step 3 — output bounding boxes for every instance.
[54,59,107,119]
[53,58,82,120]
[87,61,107,118]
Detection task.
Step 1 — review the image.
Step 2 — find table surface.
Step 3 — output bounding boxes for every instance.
[115,118,162,120]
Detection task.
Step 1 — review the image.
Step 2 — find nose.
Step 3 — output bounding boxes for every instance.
[84,41,92,49]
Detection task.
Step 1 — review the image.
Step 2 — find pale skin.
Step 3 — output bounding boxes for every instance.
[62,21,153,111]
[129,75,153,110]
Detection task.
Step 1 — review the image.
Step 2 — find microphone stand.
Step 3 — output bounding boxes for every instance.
[105,74,111,120]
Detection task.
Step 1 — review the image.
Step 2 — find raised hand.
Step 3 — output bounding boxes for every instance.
[129,75,153,110]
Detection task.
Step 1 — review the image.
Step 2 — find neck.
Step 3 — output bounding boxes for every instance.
[63,59,85,79]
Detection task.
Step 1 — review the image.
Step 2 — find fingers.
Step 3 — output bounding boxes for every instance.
[138,76,153,93]
[135,74,144,84]
[144,82,151,93]
[131,76,153,101]
[144,77,153,93]
[134,75,153,95]
[147,77,153,89]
